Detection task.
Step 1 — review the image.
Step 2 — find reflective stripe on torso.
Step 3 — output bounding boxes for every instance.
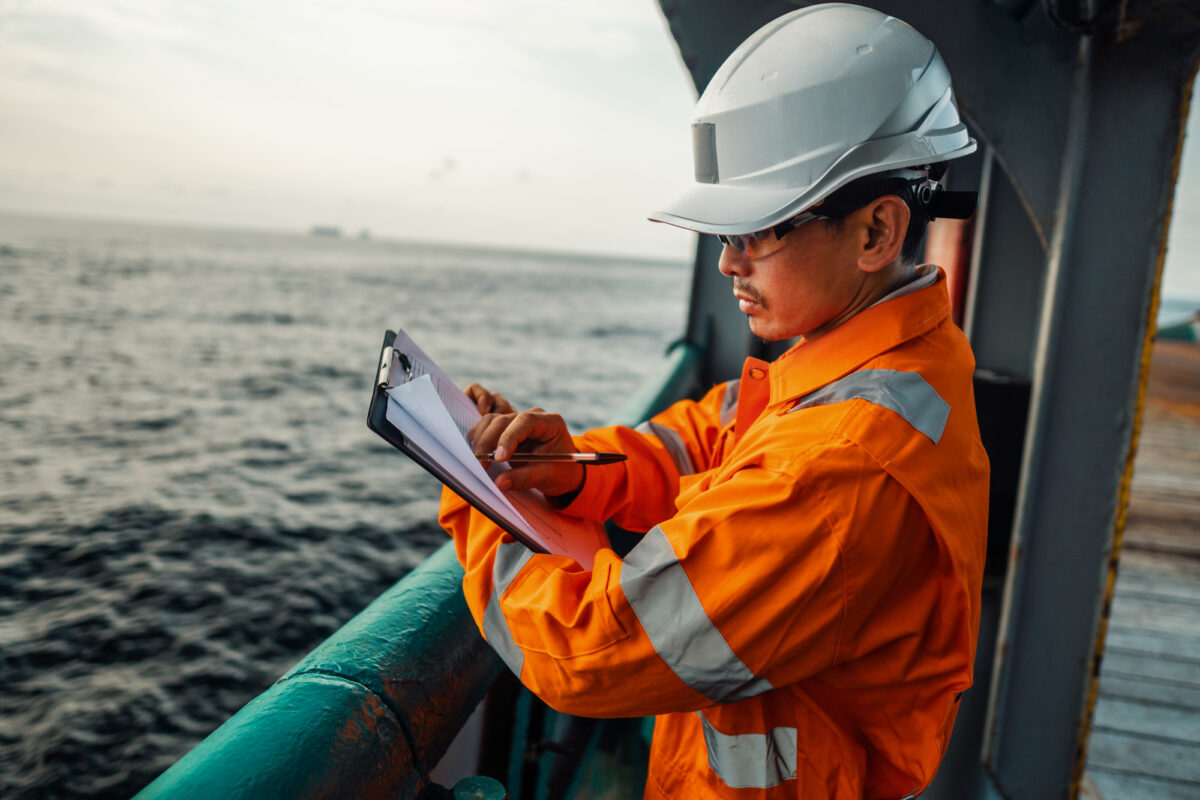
[787,368,950,443]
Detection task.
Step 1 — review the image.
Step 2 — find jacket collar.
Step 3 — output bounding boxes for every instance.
[767,268,952,406]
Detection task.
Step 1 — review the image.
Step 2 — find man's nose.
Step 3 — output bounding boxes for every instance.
[718,242,749,277]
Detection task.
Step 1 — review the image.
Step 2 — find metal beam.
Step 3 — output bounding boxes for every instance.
[984,29,1198,797]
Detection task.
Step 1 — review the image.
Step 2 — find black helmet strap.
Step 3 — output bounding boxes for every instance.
[814,172,977,221]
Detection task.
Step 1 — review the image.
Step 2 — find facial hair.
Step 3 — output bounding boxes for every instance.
[732,278,767,309]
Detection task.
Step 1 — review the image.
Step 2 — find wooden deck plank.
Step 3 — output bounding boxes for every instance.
[1113,585,1200,609]
[1118,548,1200,581]
[1087,767,1200,800]
[1104,626,1200,663]
[1101,648,1200,687]
[1087,729,1200,784]
[1113,570,1200,605]
[1107,593,1200,638]
[1084,341,1200,798]
[1120,530,1200,559]
[1100,665,1200,710]
[1092,696,1200,742]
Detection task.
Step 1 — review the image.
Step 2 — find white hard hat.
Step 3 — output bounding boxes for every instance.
[650,3,977,235]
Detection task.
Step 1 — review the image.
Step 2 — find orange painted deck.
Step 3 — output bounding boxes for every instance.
[1082,340,1200,800]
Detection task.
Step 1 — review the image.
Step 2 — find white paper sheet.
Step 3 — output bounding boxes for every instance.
[389,330,481,439]
[381,330,608,569]
[387,375,526,528]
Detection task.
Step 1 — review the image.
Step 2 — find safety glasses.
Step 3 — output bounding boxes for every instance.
[717,211,822,259]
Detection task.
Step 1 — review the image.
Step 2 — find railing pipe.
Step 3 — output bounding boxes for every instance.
[610,340,704,428]
[134,542,501,799]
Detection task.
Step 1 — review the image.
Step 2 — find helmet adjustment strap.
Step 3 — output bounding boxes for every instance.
[814,174,977,222]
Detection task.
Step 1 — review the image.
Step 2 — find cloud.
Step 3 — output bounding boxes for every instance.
[428,156,458,182]
[0,0,697,259]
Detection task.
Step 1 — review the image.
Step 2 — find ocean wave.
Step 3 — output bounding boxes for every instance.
[229,311,298,325]
[0,503,443,800]
[583,323,659,339]
[111,413,192,433]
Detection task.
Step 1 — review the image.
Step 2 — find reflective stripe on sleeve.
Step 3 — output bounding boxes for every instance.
[619,526,773,703]
[697,712,798,789]
[719,379,740,428]
[482,540,534,677]
[635,420,697,475]
[788,368,950,444]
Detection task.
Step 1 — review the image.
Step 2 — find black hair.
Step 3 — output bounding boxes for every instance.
[816,175,935,265]
[901,196,931,265]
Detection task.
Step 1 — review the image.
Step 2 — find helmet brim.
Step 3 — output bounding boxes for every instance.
[649,138,978,236]
[648,183,811,236]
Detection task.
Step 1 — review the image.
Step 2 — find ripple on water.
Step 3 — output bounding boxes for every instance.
[0,505,442,799]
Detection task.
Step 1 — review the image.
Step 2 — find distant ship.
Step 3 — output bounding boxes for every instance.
[308,225,341,238]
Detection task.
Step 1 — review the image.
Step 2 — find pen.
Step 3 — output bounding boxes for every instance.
[475,452,627,465]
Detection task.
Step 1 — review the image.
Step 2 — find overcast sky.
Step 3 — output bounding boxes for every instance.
[0,0,698,260]
[1163,111,1200,301]
[1,0,1198,297]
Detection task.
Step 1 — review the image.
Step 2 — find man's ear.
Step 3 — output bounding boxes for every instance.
[855,194,910,273]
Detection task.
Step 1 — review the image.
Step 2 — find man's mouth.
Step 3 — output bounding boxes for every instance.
[733,279,766,312]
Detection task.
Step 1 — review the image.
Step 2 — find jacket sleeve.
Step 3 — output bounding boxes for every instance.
[438,435,935,719]
[557,380,734,531]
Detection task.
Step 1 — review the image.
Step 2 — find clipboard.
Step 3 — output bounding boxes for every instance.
[366,330,609,567]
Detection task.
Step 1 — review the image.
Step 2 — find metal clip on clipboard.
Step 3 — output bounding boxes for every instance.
[377,346,414,390]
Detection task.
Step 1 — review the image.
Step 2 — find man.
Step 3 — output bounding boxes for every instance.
[440,5,989,798]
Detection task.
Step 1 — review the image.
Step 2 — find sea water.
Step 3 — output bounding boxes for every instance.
[0,213,688,799]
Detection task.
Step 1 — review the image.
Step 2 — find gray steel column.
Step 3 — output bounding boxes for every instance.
[983,32,1196,799]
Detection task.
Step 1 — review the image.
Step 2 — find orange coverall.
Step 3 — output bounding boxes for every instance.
[440,272,989,799]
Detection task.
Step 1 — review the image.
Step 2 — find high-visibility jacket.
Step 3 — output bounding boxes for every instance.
[439,271,989,799]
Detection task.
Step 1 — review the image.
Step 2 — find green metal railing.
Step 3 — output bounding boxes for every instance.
[609,340,704,428]
[135,341,703,799]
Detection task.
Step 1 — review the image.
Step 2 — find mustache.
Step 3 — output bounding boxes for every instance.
[733,278,767,309]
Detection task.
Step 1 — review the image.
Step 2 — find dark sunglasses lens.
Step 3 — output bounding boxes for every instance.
[717,234,748,253]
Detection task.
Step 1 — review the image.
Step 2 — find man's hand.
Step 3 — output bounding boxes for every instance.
[465,383,516,416]
[466,393,585,498]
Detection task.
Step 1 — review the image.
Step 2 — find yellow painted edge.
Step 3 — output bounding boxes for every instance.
[1069,58,1200,800]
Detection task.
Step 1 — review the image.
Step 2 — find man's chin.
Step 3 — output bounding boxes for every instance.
[747,318,786,342]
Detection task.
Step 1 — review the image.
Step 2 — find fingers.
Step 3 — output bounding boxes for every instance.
[494,410,563,461]
[468,411,545,460]
[466,408,582,496]
[495,463,584,497]
[464,383,514,415]
[468,412,517,460]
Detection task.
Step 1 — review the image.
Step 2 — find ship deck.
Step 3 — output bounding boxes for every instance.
[1082,340,1200,800]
